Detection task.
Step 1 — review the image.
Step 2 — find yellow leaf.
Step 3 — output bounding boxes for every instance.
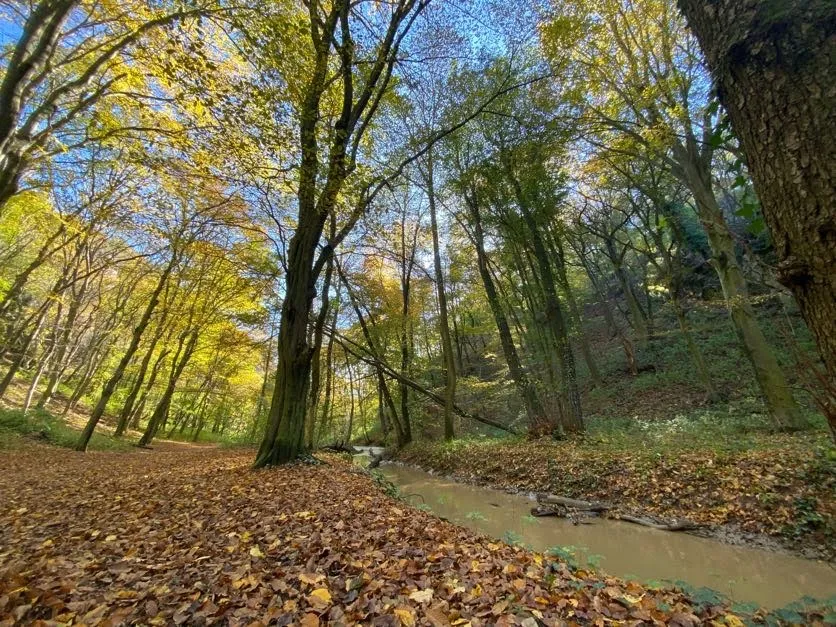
[724,616,745,627]
[249,546,264,558]
[308,587,332,608]
[105,535,117,542]
[394,608,416,627]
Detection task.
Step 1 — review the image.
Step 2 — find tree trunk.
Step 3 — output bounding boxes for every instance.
[678,0,836,383]
[680,157,803,430]
[138,329,198,447]
[316,304,338,448]
[129,347,169,429]
[76,254,177,451]
[465,188,549,430]
[254,209,327,466]
[0,0,75,211]
[425,149,456,441]
[506,170,583,434]
[114,326,166,437]
[551,232,603,387]
[671,293,716,399]
[306,258,335,450]
[0,300,51,399]
[604,236,648,342]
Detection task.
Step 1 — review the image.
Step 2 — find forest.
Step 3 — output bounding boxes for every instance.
[0,0,834,624]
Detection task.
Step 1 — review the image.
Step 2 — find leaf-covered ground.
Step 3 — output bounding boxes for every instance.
[0,443,786,626]
[393,436,835,559]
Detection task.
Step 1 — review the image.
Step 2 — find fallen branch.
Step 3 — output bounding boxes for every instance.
[532,494,699,532]
[536,494,611,512]
[327,326,518,434]
[613,514,699,532]
[530,505,601,520]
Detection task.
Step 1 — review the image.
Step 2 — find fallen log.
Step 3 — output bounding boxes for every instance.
[536,494,611,512]
[530,505,600,520]
[532,494,699,532]
[328,327,518,434]
[614,514,699,531]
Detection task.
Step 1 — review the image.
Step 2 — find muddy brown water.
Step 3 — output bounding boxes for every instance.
[379,464,836,610]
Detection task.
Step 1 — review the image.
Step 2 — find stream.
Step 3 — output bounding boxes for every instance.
[376,461,836,610]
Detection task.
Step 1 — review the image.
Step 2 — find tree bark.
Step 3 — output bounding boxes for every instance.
[425,149,456,441]
[464,187,549,430]
[678,154,803,429]
[677,0,836,382]
[76,253,177,451]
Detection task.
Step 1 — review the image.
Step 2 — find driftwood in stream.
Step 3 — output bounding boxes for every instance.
[612,514,699,531]
[530,505,599,523]
[536,494,611,512]
[532,494,699,532]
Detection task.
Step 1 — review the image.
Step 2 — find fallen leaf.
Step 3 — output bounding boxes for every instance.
[307,587,332,608]
[409,588,433,603]
[394,607,416,627]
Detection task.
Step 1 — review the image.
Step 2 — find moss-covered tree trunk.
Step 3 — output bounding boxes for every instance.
[679,156,803,430]
[678,0,835,396]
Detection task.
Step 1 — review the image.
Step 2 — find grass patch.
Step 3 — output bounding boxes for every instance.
[0,408,132,452]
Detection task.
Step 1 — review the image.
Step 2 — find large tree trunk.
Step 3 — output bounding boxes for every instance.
[425,149,456,441]
[677,0,835,383]
[254,207,327,467]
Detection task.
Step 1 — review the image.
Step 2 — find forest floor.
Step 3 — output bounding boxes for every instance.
[3,443,825,627]
[393,433,835,561]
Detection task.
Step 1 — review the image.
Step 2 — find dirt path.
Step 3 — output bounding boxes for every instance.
[0,444,797,625]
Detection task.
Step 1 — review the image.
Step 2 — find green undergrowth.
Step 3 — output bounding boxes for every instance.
[0,408,132,452]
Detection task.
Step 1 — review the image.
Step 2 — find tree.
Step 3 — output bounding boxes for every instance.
[543,0,804,429]
[254,0,431,467]
[677,0,836,384]
[0,0,218,209]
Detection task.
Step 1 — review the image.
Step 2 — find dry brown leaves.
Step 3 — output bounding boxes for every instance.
[0,443,738,626]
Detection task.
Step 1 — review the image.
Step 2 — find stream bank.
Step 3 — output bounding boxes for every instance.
[377,463,836,611]
[392,437,835,561]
